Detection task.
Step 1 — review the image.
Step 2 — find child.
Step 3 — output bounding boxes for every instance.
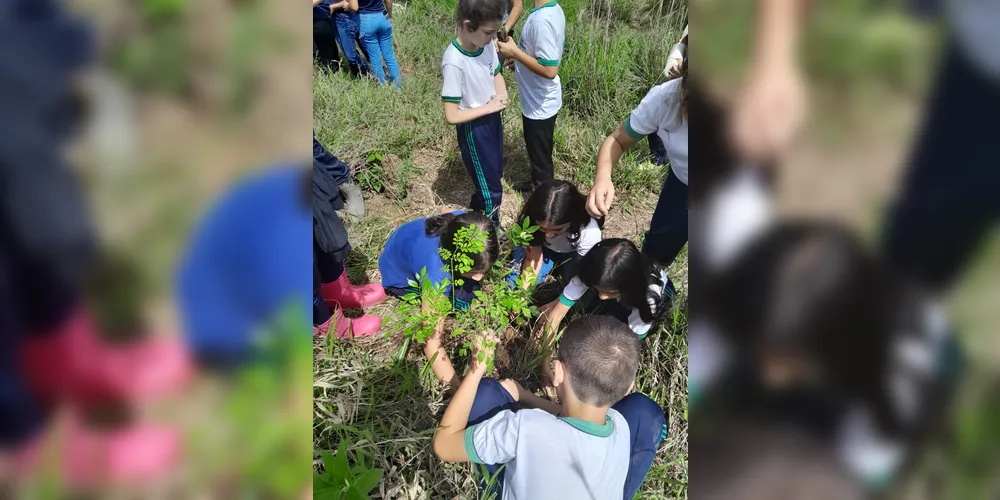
[432,316,666,500]
[442,0,510,228]
[506,179,602,289]
[349,0,400,87]
[538,239,670,340]
[379,210,499,311]
[495,0,565,191]
[690,420,865,500]
[588,59,688,269]
[691,221,963,490]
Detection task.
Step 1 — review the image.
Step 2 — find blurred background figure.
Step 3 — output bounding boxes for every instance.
[2,0,312,496]
[694,0,1000,497]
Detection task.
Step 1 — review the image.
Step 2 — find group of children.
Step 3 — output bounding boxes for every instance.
[312,0,401,86]
[309,0,686,496]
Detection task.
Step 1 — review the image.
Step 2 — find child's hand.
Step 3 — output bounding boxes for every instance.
[537,299,558,317]
[587,175,616,218]
[499,379,524,401]
[504,57,516,70]
[469,332,498,376]
[496,38,518,59]
[485,96,508,114]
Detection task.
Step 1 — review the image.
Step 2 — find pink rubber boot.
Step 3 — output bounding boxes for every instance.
[19,306,192,405]
[62,415,179,488]
[314,302,381,339]
[320,272,386,310]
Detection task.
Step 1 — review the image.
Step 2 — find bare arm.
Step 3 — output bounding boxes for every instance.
[586,124,640,218]
[494,70,508,100]
[313,0,323,6]
[505,0,523,34]
[424,316,460,392]
[348,0,359,12]
[384,0,392,18]
[443,98,505,126]
[519,246,543,290]
[433,335,494,462]
[497,39,558,79]
[330,0,349,11]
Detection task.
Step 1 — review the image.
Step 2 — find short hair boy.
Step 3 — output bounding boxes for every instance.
[432,316,666,499]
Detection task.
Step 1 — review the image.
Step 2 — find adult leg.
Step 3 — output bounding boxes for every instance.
[522,114,557,189]
[468,378,517,496]
[359,13,387,84]
[881,42,1000,292]
[643,169,688,280]
[612,393,667,500]
[376,14,402,88]
[313,19,341,71]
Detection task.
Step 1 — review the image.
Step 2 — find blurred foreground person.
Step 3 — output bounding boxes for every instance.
[690,420,865,500]
[176,164,313,370]
[2,0,189,488]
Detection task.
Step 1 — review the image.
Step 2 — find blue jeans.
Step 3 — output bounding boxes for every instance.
[506,246,578,289]
[333,12,369,76]
[359,12,401,87]
[468,379,666,499]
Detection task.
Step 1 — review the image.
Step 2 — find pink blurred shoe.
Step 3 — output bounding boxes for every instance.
[63,416,179,487]
[314,302,381,339]
[320,272,386,310]
[20,306,192,405]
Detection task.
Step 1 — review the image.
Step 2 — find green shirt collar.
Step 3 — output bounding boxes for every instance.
[530,0,558,13]
[452,38,484,57]
[559,415,614,437]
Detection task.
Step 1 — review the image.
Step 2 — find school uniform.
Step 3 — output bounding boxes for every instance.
[506,218,601,288]
[378,211,480,310]
[313,0,341,71]
[467,378,666,500]
[442,40,504,227]
[515,0,565,187]
[558,268,671,339]
[625,79,688,272]
[688,290,963,491]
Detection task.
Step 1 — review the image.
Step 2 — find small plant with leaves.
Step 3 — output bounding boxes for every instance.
[392,218,541,375]
[314,440,383,500]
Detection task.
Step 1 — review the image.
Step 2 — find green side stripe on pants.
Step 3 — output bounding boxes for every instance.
[464,123,493,216]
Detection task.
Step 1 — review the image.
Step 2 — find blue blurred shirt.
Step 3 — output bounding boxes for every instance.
[356,0,386,14]
[175,165,311,365]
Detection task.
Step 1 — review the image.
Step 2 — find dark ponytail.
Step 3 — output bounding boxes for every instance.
[517,180,598,247]
[426,211,500,274]
[578,238,664,324]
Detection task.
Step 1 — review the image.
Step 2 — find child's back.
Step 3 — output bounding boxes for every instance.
[378,212,459,290]
[467,406,631,498]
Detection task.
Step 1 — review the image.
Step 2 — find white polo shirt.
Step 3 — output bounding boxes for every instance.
[559,268,669,338]
[514,1,566,120]
[466,407,631,500]
[542,217,602,255]
[625,79,688,185]
[442,39,501,111]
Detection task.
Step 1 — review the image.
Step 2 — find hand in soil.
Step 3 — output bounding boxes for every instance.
[469,332,498,375]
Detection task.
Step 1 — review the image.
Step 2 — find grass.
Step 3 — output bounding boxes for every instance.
[313,0,688,497]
